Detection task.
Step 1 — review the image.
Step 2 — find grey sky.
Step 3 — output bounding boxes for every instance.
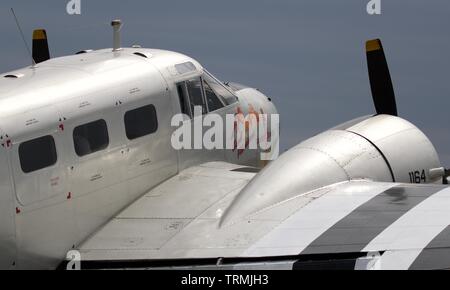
[1,0,449,165]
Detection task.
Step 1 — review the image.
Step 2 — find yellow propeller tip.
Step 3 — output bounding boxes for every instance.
[33,29,47,40]
[366,39,382,52]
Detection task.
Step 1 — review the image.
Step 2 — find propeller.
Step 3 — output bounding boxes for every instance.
[366,39,398,116]
[444,169,450,184]
[32,29,50,64]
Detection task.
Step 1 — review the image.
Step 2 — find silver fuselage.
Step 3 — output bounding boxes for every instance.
[0,47,277,269]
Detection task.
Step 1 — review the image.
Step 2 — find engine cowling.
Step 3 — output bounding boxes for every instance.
[221,114,443,226]
[336,114,442,183]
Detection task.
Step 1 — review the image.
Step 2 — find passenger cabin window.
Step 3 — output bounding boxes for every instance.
[186,79,207,115]
[73,119,109,157]
[124,104,158,140]
[19,135,57,173]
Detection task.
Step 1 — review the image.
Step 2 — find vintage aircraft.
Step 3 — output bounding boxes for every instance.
[0,20,449,270]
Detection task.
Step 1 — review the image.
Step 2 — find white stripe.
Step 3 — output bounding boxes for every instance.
[244,181,395,257]
[363,187,450,270]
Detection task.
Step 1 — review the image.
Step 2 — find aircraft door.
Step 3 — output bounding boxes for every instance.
[7,107,68,206]
[123,76,178,198]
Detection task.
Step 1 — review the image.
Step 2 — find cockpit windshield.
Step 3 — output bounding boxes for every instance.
[202,70,238,105]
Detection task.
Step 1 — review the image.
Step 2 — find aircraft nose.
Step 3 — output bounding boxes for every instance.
[227,82,277,116]
[226,82,251,92]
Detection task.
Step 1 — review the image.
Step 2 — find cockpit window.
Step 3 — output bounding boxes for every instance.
[175,62,196,74]
[202,71,238,105]
[203,79,225,112]
[177,83,191,117]
[175,72,238,118]
[186,78,207,115]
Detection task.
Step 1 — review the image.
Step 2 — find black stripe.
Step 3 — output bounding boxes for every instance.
[347,130,396,182]
[292,252,368,270]
[300,185,443,255]
[409,226,450,270]
[58,252,366,270]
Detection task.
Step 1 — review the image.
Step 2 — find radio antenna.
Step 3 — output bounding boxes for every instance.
[10,8,36,66]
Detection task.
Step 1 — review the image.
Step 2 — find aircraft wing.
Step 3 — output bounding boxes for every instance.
[76,162,450,270]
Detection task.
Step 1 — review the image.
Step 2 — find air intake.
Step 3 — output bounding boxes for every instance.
[133,52,147,58]
[3,73,24,79]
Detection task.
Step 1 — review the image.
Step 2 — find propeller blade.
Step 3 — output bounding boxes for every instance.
[366,39,398,116]
[32,29,50,64]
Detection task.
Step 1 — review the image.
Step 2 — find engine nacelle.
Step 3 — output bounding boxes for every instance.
[336,114,442,183]
[221,114,444,225]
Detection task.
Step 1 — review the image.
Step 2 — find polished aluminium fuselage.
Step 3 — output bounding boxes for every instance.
[0,47,277,269]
